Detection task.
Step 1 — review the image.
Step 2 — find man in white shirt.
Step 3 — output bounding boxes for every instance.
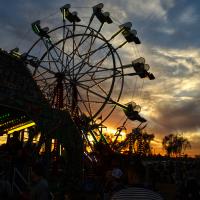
[111,160,163,200]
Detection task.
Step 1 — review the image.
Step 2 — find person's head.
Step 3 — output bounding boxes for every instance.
[112,168,123,180]
[127,160,146,185]
[12,131,20,140]
[31,162,46,181]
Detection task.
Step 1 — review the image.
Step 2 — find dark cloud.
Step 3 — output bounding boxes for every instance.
[137,1,200,48]
[152,99,200,132]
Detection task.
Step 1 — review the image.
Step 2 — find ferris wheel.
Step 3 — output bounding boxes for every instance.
[24,3,155,131]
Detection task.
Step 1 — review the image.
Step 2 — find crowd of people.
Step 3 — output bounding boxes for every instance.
[0,132,50,200]
[0,133,200,200]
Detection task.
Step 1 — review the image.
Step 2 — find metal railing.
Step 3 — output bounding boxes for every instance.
[11,167,31,194]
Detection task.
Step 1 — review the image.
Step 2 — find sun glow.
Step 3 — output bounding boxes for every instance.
[104,127,127,141]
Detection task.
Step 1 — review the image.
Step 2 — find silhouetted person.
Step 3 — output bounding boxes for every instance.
[111,160,163,200]
[30,162,50,200]
[0,167,12,200]
[7,132,23,157]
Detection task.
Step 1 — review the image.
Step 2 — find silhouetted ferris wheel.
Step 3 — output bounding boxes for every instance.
[25,3,155,135]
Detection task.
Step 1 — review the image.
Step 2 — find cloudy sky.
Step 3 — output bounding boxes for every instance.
[0,0,200,156]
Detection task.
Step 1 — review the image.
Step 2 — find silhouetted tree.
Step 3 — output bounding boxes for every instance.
[142,132,154,155]
[162,133,191,157]
[114,128,154,156]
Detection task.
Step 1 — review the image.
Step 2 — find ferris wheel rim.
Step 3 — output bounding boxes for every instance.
[27,24,113,54]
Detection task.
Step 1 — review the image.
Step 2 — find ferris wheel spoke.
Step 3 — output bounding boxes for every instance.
[40,60,64,63]
[87,53,117,84]
[86,89,92,117]
[76,65,114,83]
[95,50,112,68]
[79,99,105,104]
[41,39,62,72]
[48,44,71,74]
[72,50,112,79]
[51,41,70,71]
[35,72,50,86]
[91,23,104,44]
[82,15,94,35]
[78,74,116,84]
[51,42,83,75]
[68,56,92,76]
[36,62,57,76]
[47,52,53,72]
[71,14,95,56]
[28,58,57,76]
[67,34,91,65]
[82,24,105,67]
[63,81,72,107]
[50,44,72,73]
[76,30,106,79]
[82,52,113,81]
[41,77,57,87]
[76,66,112,76]
[91,79,111,88]
[42,38,73,73]
[33,68,50,79]
[76,89,93,117]
[72,37,85,59]
[74,62,93,81]
[78,83,109,103]
[84,31,97,64]
[39,79,57,91]
[76,48,110,77]
[59,32,70,72]
[73,34,96,78]
[69,36,84,58]
[61,26,70,68]
[90,77,110,97]
[66,55,94,79]
[36,76,55,82]
[51,33,109,77]
[48,46,66,72]
[79,83,125,109]
[79,43,108,59]
[71,24,76,78]
[69,35,109,69]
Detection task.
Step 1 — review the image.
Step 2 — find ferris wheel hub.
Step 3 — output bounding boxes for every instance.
[55,72,65,80]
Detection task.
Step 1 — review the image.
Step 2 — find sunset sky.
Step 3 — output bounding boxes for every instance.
[0,0,200,156]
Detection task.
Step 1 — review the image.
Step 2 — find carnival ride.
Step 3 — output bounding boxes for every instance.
[24,3,155,152]
[0,3,155,155]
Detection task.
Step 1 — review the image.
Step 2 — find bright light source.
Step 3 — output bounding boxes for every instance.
[7,121,36,134]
